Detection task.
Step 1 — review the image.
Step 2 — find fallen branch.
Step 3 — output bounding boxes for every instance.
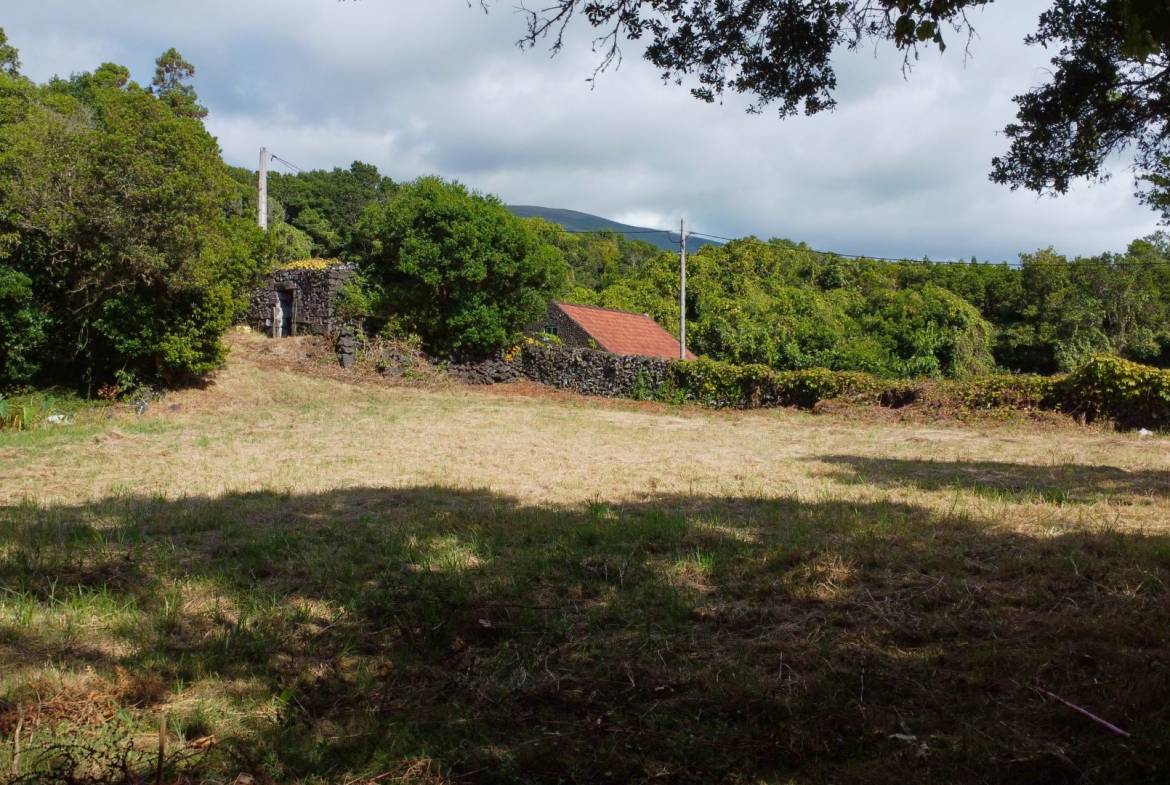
[1036,687,1132,738]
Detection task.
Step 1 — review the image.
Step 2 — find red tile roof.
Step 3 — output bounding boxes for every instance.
[555,302,696,361]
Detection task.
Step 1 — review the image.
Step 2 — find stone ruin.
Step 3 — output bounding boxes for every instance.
[247,264,360,367]
[246,264,357,339]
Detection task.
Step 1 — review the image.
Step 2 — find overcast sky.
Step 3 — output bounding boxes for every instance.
[4,0,1162,261]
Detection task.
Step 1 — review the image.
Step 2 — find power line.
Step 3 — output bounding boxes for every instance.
[561,227,676,237]
[268,153,305,174]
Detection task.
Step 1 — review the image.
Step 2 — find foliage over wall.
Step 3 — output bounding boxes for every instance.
[1060,355,1170,428]
[0,35,270,391]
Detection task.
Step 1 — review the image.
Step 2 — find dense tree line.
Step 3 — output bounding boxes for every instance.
[225,161,396,261]
[550,231,1170,377]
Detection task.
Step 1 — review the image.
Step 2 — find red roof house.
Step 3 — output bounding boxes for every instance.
[531,302,696,361]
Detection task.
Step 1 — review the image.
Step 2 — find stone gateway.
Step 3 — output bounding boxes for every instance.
[247,264,356,338]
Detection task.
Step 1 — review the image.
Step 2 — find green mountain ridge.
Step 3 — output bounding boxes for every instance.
[508,205,719,253]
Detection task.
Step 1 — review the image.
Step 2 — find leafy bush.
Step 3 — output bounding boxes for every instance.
[661,352,1170,428]
[335,275,376,321]
[944,373,1060,410]
[355,177,568,356]
[271,222,313,264]
[1058,355,1170,427]
[666,358,880,408]
[0,265,46,386]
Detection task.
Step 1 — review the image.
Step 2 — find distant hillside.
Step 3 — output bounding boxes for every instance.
[509,205,719,253]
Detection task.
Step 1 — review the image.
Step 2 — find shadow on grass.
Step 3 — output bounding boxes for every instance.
[1,487,1169,784]
[816,455,1170,505]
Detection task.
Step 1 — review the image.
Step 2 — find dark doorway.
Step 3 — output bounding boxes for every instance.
[276,290,294,337]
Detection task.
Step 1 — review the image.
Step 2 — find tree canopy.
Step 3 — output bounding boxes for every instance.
[260,161,395,258]
[539,224,1170,378]
[510,0,1170,218]
[0,28,19,77]
[355,177,568,355]
[151,47,208,119]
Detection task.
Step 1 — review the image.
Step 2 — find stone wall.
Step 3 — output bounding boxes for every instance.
[246,265,357,338]
[447,357,523,385]
[519,343,670,397]
[526,303,598,350]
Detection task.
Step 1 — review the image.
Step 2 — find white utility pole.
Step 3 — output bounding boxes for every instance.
[679,217,687,359]
[257,146,270,230]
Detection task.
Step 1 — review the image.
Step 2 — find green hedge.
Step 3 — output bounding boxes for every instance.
[664,359,886,409]
[1056,355,1170,427]
[654,354,1170,429]
[521,345,1170,430]
[937,373,1060,411]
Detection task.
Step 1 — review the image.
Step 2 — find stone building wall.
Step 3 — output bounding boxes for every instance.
[526,303,599,350]
[519,343,670,398]
[247,265,356,338]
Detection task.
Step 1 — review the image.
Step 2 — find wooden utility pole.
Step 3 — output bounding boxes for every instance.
[679,218,687,359]
[258,146,270,230]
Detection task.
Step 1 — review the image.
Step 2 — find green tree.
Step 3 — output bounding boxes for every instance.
[0,28,19,77]
[272,222,314,264]
[355,177,568,355]
[267,161,394,258]
[0,39,266,388]
[150,47,207,119]
[581,237,995,377]
[524,218,661,290]
[0,265,46,385]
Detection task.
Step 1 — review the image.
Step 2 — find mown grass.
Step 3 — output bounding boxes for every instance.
[2,487,1168,784]
[1,334,1168,783]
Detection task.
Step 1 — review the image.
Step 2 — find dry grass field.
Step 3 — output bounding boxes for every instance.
[2,330,1169,783]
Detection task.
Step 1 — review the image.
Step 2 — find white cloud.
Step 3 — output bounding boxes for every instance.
[3,0,1161,260]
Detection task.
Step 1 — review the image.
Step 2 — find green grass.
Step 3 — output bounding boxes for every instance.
[2,486,1168,784]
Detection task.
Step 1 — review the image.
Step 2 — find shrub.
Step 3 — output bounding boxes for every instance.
[666,359,882,409]
[0,265,46,386]
[271,222,314,264]
[945,374,1060,410]
[1059,355,1170,427]
[335,275,376,321]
